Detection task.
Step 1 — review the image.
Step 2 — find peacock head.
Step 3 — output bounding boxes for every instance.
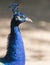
[10,3,32,26]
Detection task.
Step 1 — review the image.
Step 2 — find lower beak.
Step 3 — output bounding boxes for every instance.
[26,17,32,22]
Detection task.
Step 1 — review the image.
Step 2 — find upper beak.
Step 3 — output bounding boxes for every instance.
[25,17,32,22]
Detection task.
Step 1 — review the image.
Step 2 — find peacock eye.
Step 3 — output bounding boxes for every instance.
[20,16,23,18]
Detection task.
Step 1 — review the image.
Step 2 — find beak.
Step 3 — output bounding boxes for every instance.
[25,17,32,22]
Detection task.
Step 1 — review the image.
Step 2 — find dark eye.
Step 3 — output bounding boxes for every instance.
[20,16,23,18]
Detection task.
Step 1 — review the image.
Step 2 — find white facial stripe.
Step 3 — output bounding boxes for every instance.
[17,16,22,20]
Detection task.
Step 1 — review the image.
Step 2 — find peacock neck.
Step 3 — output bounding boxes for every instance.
[6,26,25,64]
[11,26,20,34]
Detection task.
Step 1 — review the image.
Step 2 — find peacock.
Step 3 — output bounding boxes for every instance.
[0,4,32,65]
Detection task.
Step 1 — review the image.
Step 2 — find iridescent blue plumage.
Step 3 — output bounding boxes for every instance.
[5,26,25,65]
[0,3,32,65]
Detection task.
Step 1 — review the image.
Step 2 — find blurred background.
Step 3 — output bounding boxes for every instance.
[0,0,50,65]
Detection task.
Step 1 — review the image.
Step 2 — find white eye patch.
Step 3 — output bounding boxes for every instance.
[16,16,23,21]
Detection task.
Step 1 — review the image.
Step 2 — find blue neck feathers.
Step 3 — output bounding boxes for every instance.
[5,25,25,65]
